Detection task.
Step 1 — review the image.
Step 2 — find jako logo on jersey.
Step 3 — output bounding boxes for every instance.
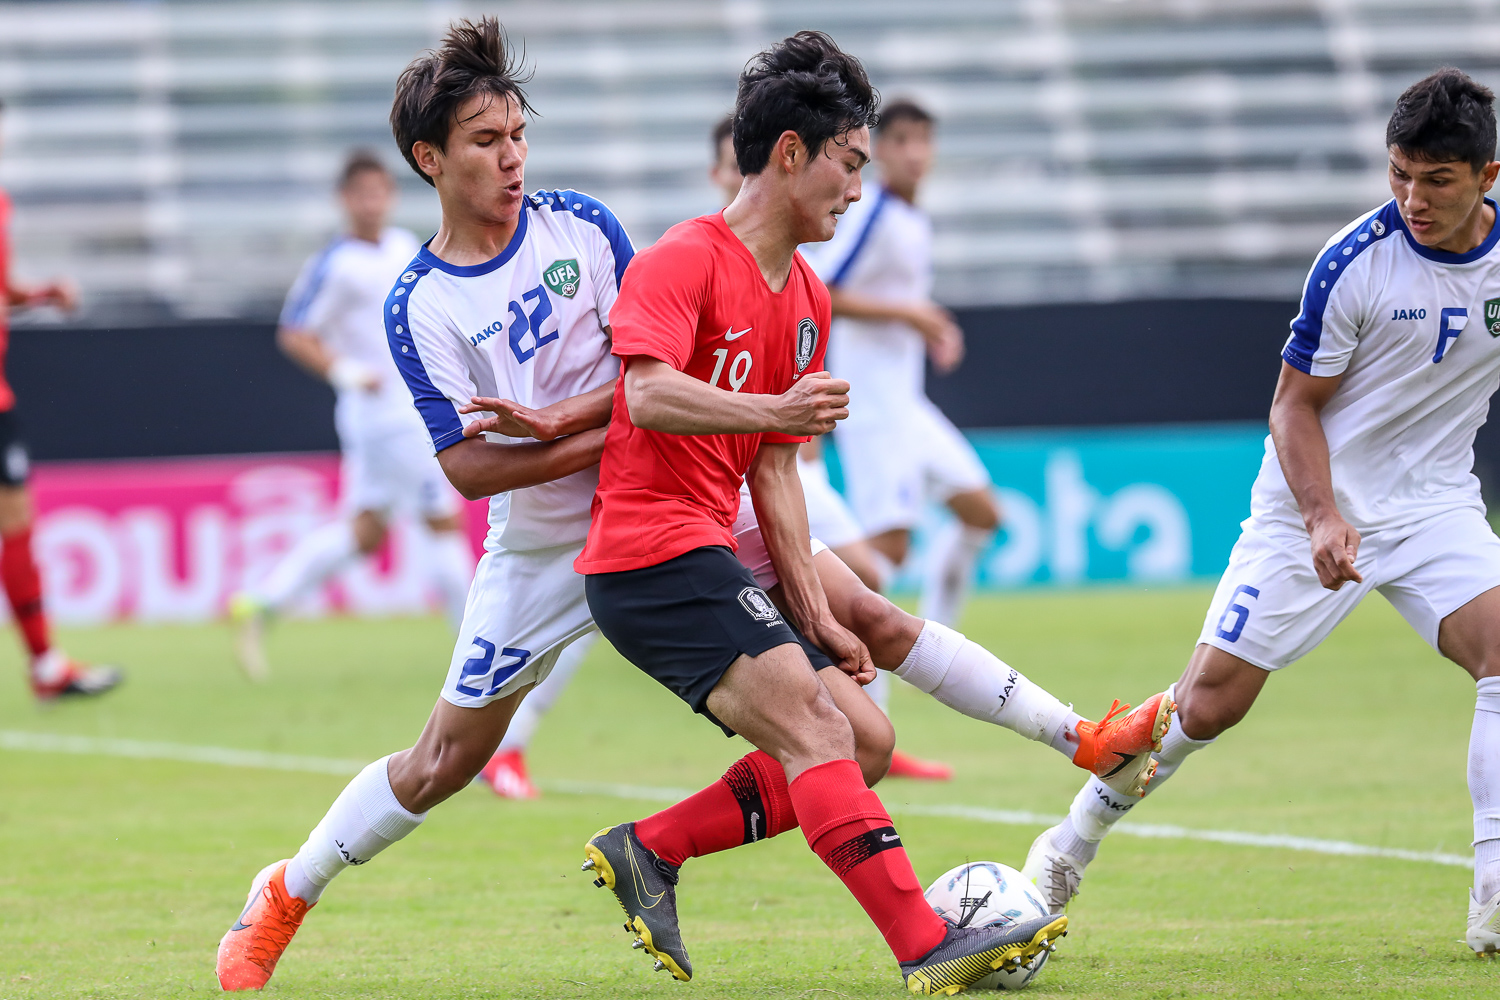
[469,319,506,347]
[795,317,818,372]
[738,587,780,623]
[543,258,581,298]
[1390,308,1427,321]
[1486,298,1500,336]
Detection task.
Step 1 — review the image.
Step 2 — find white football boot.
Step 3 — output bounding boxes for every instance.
[1468,889,1500,956]
[1021,824,1089,915]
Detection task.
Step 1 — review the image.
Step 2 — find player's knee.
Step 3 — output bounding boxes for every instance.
[1175,687,1248,740]
[851,711,895,786]
[353,515,387,554]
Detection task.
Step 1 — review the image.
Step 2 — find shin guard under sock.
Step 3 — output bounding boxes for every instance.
[634,750,798,867]
[790,759,946,962]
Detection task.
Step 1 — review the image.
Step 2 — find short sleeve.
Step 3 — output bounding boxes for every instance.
[280,240,343,333]
[607,231,711,371]
[385,268,472,453]
[1283,247,1367,377]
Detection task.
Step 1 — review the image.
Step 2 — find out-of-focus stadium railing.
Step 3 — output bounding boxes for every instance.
[1,0,1496,322]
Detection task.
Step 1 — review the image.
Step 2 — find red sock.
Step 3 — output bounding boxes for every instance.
[790,759,946,963]
[2,527,50,658]
[635,751,798,866]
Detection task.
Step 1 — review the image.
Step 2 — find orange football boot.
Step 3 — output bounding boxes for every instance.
[216,860,311,991]
[478,748,539,799]
[886,749,954,781]
[1071,693,1175,798]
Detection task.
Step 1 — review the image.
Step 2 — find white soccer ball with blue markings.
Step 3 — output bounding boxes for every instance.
[923,862,1054,990]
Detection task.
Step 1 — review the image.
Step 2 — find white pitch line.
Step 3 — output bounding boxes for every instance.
[2,731,1470,869]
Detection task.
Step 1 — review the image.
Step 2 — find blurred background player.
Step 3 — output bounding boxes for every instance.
[723,112,954,780]
[803,98,1001,632]
[230,150,474,679]
[0,97,121,701]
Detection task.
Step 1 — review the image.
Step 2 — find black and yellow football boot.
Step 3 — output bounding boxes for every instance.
[582,823,691,981]
[901,913,1067,995]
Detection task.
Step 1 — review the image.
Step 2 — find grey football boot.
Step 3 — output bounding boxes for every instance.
[901,913,1068,995]
[582,823,691,981]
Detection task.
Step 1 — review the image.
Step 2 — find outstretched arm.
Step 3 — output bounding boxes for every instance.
[622,357,849,436]
[459,378,617,441]
[1267,361,1358,590]
[747,441,874,682]
[436,428,607,502]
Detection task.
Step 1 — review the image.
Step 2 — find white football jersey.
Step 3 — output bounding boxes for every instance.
[1252,197,1500,534]
[281,227,423,434]
[802,184,934,423]
[385,189,632,551]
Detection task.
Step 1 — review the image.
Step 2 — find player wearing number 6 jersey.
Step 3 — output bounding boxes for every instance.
[1024,68,1500,959]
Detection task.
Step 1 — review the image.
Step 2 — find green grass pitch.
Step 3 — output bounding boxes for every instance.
[0,588,1492,998]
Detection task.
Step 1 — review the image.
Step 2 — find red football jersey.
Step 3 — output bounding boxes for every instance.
[0,188,13,412]
[575,212,830,574]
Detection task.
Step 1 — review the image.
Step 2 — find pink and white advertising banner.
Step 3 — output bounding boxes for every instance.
[27,454,487,625]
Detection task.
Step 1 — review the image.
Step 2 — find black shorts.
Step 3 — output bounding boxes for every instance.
[0,409,30,486]
[585,545,835,736]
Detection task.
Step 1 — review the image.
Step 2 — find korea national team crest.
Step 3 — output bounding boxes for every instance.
[738,586,781,624]
[1485,297,1500,336]
[543,258,582,299]
[795,317,818,373]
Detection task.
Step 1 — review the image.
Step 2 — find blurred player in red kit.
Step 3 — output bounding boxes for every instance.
[0,97,121,701]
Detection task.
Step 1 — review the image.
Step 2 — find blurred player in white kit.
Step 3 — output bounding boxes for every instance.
[231,151,474,679]
[802,99,1000,633]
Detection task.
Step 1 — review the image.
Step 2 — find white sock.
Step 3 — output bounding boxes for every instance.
[498,635,596,753]
[1472,676,1500,902]
[428,529,475,632]
[895,620,1081,760]
[283,755,426,905]
[253,520,359,611]
[918,523,993,627]
[865,669,892,715]
[1068,684,1215,843]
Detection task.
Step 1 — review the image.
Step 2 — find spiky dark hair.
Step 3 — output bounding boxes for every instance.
[1387,67,1497,172]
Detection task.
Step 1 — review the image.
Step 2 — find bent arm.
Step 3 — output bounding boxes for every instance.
[276,326,336,380]
[622,356,780,434]
[435,428,607,502]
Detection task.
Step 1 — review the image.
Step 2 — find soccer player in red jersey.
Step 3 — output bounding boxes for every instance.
[0,98,121,701]
[576,34,1067,994]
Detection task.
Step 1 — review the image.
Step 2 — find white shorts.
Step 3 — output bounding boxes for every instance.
[836,396,990,535]
[732,482,828,590]
[1198,507,1500,670]
[340,419,459,521]
[441,540,596,708]
[798,455,865,550]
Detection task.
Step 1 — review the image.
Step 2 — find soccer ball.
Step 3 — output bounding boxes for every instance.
[923,862,1054,990]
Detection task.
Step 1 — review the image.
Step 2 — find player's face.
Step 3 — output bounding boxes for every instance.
[1388,146,1500,249]
[874,118,933,191]
[417,92,527,225]
[710,135,743,208]
[792,127,870,244]
[340,169,395,234]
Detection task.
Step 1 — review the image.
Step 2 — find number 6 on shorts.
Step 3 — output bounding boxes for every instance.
[1214,584,1260,643]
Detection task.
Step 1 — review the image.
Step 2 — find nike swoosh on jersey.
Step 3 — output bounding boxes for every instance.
[724,326,752,340]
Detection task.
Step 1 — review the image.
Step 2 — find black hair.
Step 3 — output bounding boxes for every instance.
[390,17,535,187]
[732,31,879,175]
[1387,68,1497,172]
[339,148,389,189]
[876,98,933,133]
[711,113,735,157]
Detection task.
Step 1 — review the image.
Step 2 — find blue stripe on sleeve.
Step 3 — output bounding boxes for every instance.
[282,237,345,327]
[1283,201,1401,373]
[828,186,889,287]
[384,260,467,453]
[535,189,635,288]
